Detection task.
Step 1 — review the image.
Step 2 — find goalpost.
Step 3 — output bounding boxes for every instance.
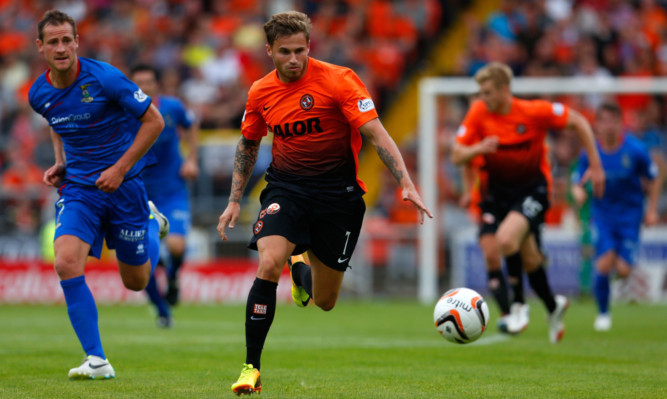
[417,76,667,304]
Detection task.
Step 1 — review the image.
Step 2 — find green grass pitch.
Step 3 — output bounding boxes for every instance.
[1,299,665,398]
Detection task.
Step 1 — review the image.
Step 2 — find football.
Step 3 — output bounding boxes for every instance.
[433,287,489,344]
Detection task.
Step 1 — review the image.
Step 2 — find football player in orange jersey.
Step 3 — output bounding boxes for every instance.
[452,62,605,343]
[216,11,432,395]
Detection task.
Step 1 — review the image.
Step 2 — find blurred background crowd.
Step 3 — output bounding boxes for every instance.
[1,0,666,275]
[0,0,450,239]
[437,0,667,227]
[423,0,667,251]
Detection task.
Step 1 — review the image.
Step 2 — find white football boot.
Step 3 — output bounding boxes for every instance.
[68,355,115,380]
[594,313,612,331]
[548,295,569,344]
[148,200,170,239]
[507,302,530,334]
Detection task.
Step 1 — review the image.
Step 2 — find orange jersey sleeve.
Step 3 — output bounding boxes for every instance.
[241,83,269,140]
[240,58,379,197]
[335,68,379,129]
[455,100,486,146]
[530,99,569,130]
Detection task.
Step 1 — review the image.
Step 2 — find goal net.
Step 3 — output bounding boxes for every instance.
[417,77,667,304]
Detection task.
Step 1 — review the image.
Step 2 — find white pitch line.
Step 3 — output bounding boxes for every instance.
[468,333,512,346]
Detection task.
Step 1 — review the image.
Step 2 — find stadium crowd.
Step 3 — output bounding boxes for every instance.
[1,0,666,248]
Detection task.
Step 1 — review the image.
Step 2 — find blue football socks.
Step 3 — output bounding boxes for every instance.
[60,275,105,359]
[145,273,170,318]
[148,216,160,275]
[594,273,610,314]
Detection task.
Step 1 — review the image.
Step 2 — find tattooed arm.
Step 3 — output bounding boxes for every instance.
[217,136,261,240]
[359,118,433,223]
[229,136,261,203]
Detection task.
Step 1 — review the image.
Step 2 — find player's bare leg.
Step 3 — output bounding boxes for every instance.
[496,211,530,256]
[306,250,345,311]
[53,235,89,281]
[256,235,294,282]
[118,262,152,291]
[519,234,545,274]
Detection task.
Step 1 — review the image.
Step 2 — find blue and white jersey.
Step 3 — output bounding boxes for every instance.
[573,134,657,226]
[29,57,156,186]
[142,95,195,196]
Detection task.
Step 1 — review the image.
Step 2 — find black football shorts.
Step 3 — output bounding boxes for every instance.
[248,186,366,271]
[478,182,548,245]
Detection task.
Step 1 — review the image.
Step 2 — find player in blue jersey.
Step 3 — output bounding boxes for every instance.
[29,10,168,379]
[572,103,661,331]
[131,64,199,326]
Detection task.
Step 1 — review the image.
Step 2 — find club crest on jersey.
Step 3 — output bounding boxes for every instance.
[164,114,174,129]
[622,153,631,169]
[300,94,314,110]
[254,220,263,235]
[80,84,94,103]
[516,124,526,134]
[266,203,281,214]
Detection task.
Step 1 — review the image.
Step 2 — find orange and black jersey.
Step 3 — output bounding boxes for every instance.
[242,57,379,200]
[456,97,569,198]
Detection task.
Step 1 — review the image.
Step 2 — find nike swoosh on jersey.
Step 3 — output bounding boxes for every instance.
[337,257,349,263]
[263,105,271,111]
[250,316,266,321]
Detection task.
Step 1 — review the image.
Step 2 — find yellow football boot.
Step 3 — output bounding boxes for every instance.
[287,254,311,307]
[231,363,261,395]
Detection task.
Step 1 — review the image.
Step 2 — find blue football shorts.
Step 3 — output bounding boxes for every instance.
[592,220,640,266]
[148,188,191,236]
[54,179,152,266]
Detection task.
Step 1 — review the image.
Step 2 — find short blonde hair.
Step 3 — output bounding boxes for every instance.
[474,62,513,88]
